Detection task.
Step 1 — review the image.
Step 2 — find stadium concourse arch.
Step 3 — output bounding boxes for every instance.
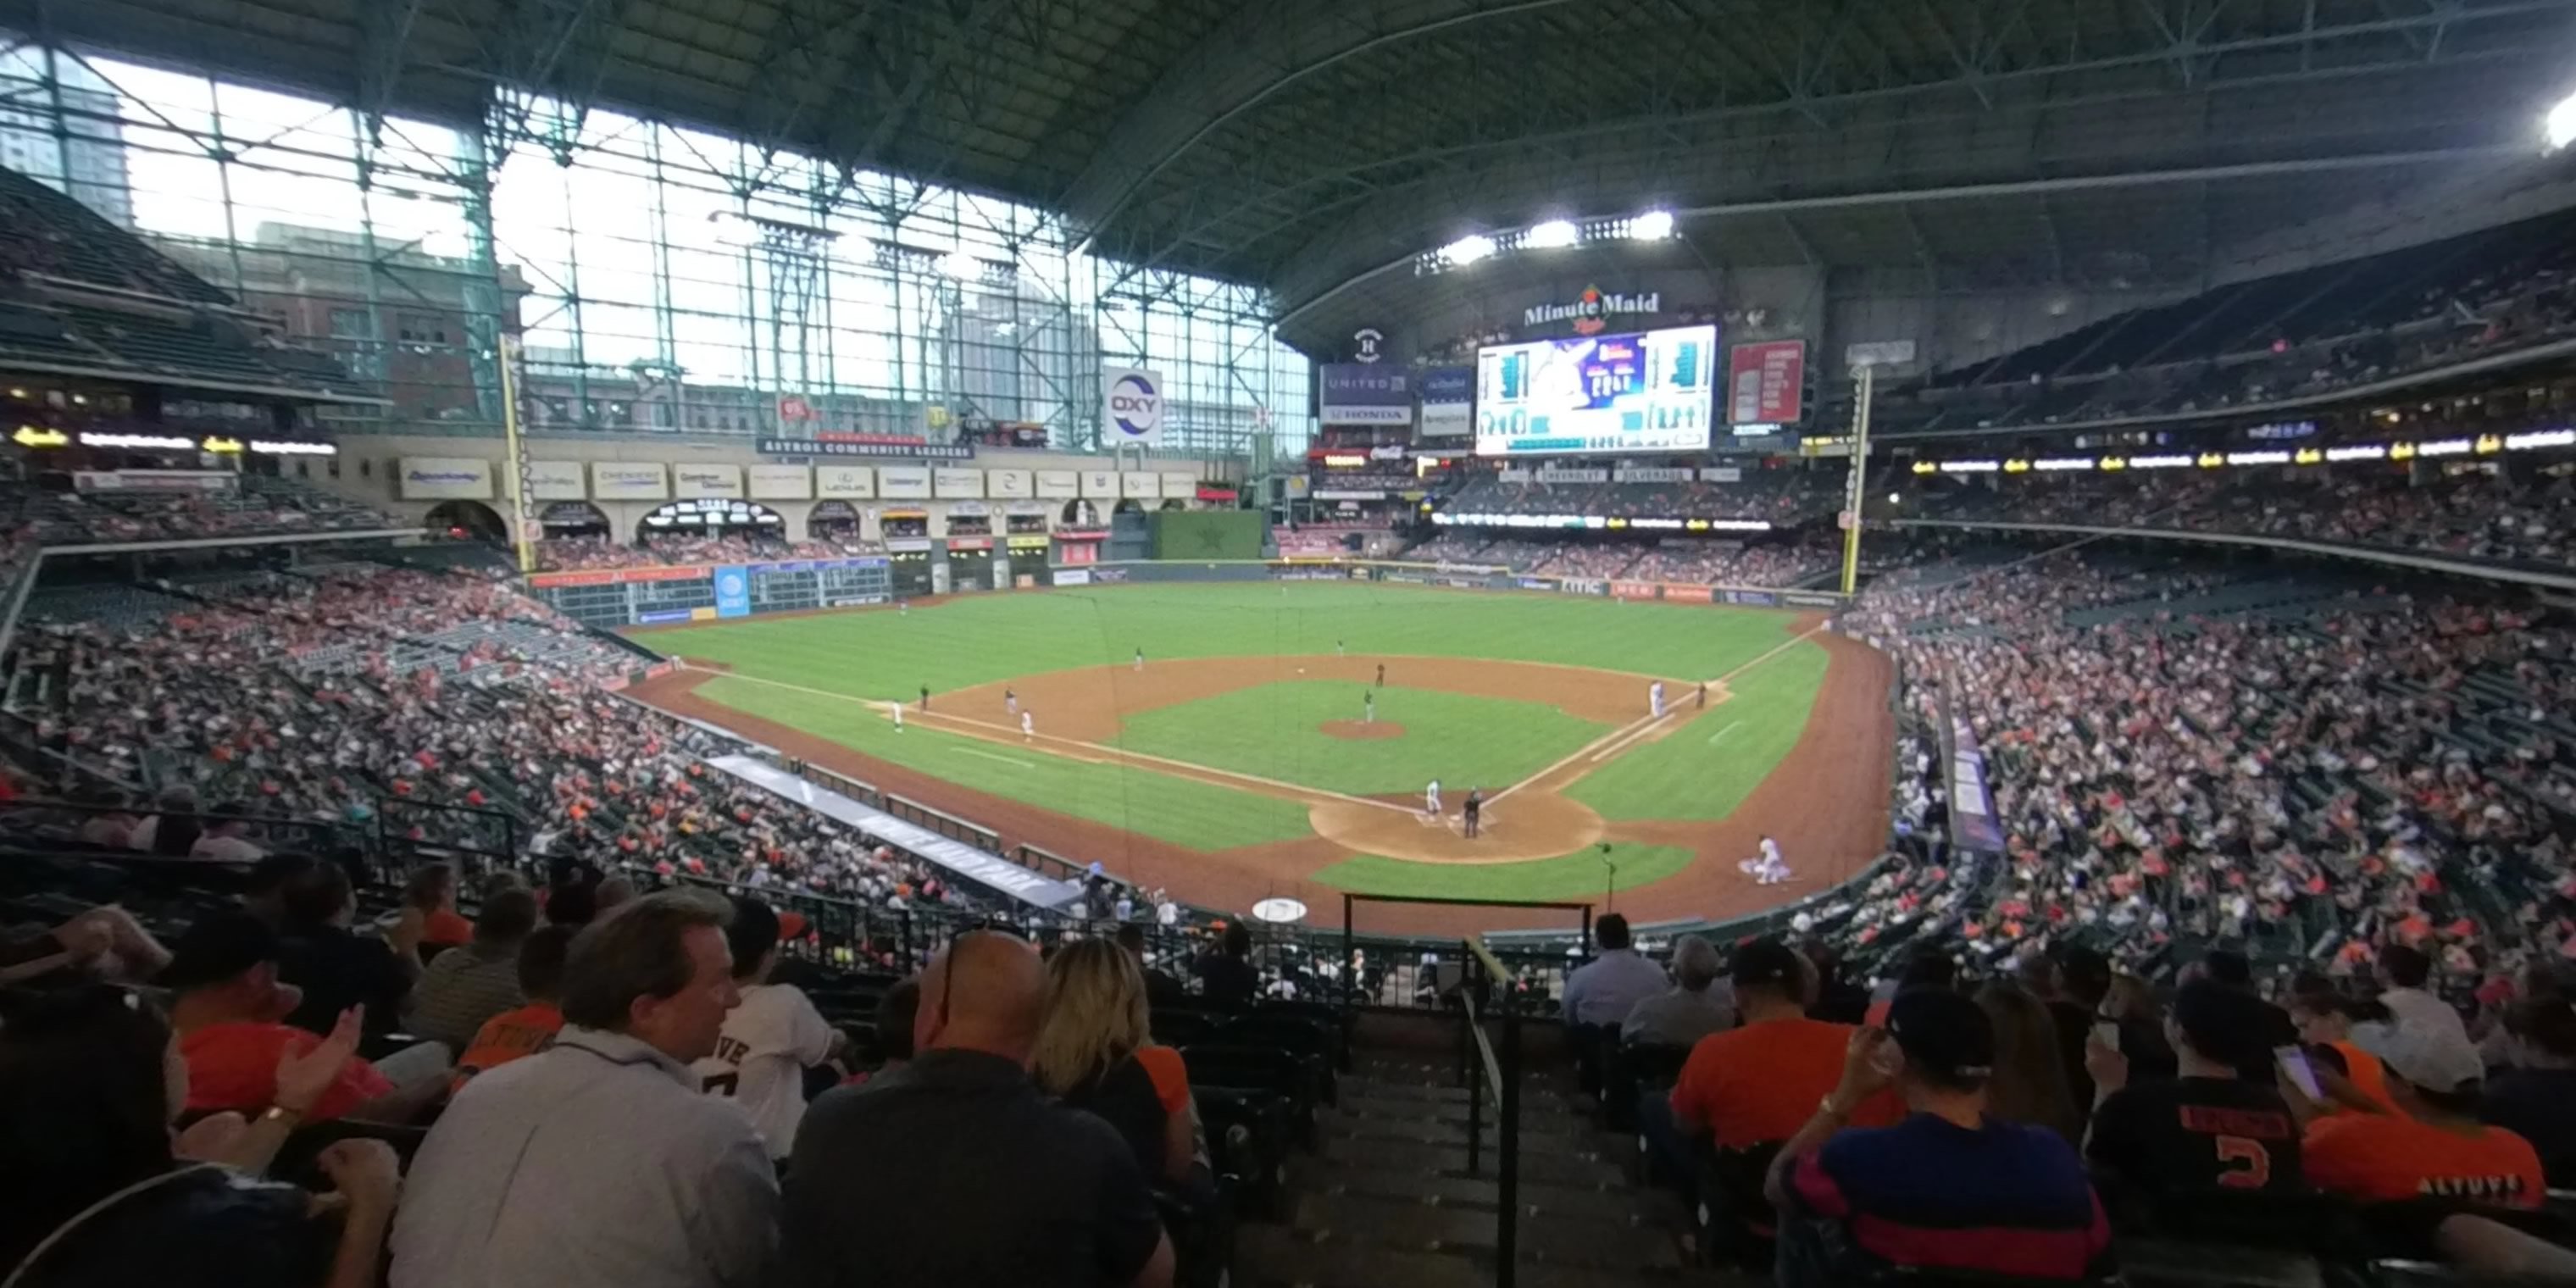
[422,499,507,542]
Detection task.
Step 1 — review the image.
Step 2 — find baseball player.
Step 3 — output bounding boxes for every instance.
[919,684,930,711]
[1336,639,1346,657]
[1738,835,1790,885]
[1696,682,1707,709]
[1021,710,1035,741]
[1005,688,1018,717]
[1134,647,1144,672]
[1363,690,1375,724]
[890,701,903,733]
[1375,663,1385,689]
[1649,680,1666,719]
[1423,778,1441,820]
[1463,788,1483,838]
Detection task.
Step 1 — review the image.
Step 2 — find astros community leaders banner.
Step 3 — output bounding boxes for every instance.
[1103,367,1164,447]
[1417,365,1472,437]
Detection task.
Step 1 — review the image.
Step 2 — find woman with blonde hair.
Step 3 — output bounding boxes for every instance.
[1032,937,1202,1185]
[1976,979,2085,1146]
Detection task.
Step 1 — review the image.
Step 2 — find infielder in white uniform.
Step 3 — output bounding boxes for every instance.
[1424,778,1442,820]
[1005,688,1018,716]
[1021,710,1035,740]
[1649,680,1667,719]
[1363,690,1375,724]
[1738,834,1791,885]
[890,701,903,732]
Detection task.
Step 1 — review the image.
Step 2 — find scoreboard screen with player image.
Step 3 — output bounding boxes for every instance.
[1474,323,1718,456]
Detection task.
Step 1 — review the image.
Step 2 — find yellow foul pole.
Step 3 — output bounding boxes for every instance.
[497,335,536,575]
[1839,362,1874,597]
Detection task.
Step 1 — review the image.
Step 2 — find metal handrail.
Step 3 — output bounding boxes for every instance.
[1454,935,1524,1288]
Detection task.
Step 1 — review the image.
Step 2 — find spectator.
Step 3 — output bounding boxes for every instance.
[1033,938,1202,1186]
[1801,941,1869,1024]
[1561,914,1667,1097]
[158,912,442,1124]
[393,891,777,1288]
[402,863,474,948]
[2046,946,2114,1111]
[1115,921,1189,1005]
[691,896,842,1161]
[2085,981,2306,1207]
[1768,989,2112,1283]
[2198,950,2301,1083]
[2304,1020,2544,1209]
[0,984,401,1288]
[405,886,540,1052]
[451,924,573,1090]
[852,978,920,1085]
[2374,944,2472,1046]
[1646,940,1896,1183]
[130,786,201,858]
[1195,921,1257,1010]
[780,930,1174,1288]
[1621,933,1735,1047]
[595,874,639,916]
[2481,997,2576,1187]
[275,863,417,1039]
[2101,973,2180,1085]
[239,853,316,927]
[1978,980,2084,1146]
[187,813,264,864]
[2290,980,2396,1113]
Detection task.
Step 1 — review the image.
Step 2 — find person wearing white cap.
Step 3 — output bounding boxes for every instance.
[2303,1018,2545,1209]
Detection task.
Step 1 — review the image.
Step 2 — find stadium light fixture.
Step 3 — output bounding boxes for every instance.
[2549,89,2576,152]
[1438,234,1496,266]
[935,249,983,280]
[1628,209,1675,241]
[1524,219,1579,249]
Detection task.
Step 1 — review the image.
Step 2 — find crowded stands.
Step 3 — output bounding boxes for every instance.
[533,532,884,571]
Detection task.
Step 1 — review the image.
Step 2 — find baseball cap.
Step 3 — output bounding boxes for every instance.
[1886,988,1996,1083]
[2170,980,2276,1069]
[1729,937,1804,991]
[2370,1020,2486,1095]
[156,912,279,991]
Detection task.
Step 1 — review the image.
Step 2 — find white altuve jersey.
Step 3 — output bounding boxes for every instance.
[691,982,835,1158]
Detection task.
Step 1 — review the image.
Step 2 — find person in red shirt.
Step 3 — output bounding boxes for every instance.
[160,912,445,1124]
[402,863,475,949]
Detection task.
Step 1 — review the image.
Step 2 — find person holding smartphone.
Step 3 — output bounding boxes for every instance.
[2084,981,2305,1211]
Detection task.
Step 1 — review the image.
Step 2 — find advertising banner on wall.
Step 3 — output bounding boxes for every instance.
[399,458,495,500]
[1158,471,1198,498]
[1319,364,1413,425]
[1036,469,1080,498]
[713,567,752,619]
[1417,365,1472,437]
[1613,466,1696,483]
[1120,472,1161,499]
[747,464,811,500]
[526,461,587,500]
[878,466,932,499]
[988,469,1032,498]
[933,467,984,498]
[590,463,668,501]
[1728,339,1807,425]
[1102,367,1164,447]
[1080,469,1119,497]
[815,465,875,499]
[674,464,743,498]
[1704,466,1743,483]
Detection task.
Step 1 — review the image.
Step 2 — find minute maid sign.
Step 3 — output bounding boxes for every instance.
[1524,285,1661,336]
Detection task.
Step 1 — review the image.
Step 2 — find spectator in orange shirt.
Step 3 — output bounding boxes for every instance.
[451,924,574,1092]
[2290,979,2397,1114]
[2305,1019,2544,1209]
[160,912,447,1124]
[402,863,475,949]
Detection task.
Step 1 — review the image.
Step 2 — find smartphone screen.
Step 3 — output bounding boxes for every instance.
[2090,1021,2120,1052]
[2275,1045,2323,1099]
[1864,980,1900,1027]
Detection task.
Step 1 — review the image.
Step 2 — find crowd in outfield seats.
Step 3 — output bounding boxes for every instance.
[1443,469,1840,524]
[532,533,882,572]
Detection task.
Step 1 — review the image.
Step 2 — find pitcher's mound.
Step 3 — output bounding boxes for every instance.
[1320,720,1404,741]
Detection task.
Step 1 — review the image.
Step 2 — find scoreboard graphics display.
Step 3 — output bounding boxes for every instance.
[1474,324,1718,456]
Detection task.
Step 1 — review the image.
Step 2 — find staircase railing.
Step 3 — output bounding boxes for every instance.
[1458,936,1524,1288]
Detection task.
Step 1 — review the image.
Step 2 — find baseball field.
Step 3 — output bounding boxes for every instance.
[626,582,1894,933]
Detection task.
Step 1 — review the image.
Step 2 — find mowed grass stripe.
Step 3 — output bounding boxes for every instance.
[1567,641,1832,823]
[636,582,1804,702]
[1313,843,1696,901]
[1113,681,1609,797]
[691,674,1314,852]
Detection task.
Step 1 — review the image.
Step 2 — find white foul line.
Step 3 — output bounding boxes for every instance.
[956,748,1037,769]
[1706,720,1742,747]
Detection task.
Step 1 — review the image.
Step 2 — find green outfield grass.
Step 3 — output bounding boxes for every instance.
[657,584,1835,869]
[1314,842,1697,901]
[1112,680,1608,797]
[1568,640,1832,822]
[640,581,1802,700]
[691,673,1314,852]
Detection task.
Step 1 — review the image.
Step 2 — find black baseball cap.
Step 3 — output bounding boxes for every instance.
[1886,988,1995,1083]
[2171,980,2275,1069]
[156,911,280,991]
[1729,937,1804,991]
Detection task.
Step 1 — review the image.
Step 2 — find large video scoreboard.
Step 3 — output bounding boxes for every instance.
[1474,324,1717,456]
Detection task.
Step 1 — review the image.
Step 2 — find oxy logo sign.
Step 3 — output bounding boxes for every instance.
[1104,367,1164,444]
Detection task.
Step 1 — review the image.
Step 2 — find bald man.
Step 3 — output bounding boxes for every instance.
[780,932,1173,1288]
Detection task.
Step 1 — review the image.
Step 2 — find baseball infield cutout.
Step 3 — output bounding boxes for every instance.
[1319,720,1403,741]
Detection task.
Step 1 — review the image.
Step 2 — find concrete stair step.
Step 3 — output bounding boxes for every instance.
[1286,1155,1684,1227]
[1289,1191,1683,1272]
[1314,1135,1629,1189]
[1235,1224,1723,1288]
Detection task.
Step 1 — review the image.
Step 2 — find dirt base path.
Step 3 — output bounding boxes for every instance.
[627,629,1894,938]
